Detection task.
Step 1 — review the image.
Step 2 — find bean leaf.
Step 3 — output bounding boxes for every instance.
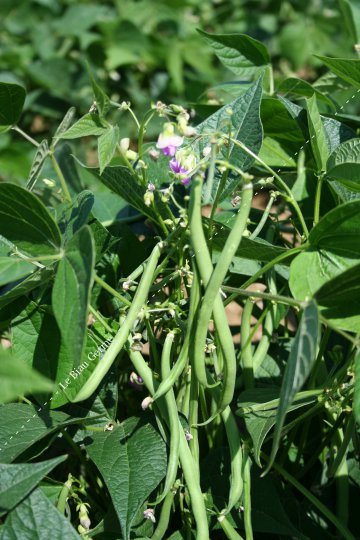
[86,416,167,540]
[52,226,95,375]
[0,455,66,516]
[0,183,62,257]
[0,82,26,132]
[263,301,319,474]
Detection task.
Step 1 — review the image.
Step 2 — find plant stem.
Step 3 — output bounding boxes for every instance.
[93,274,131,307]
[12,125,40,147]
[314,174,324,225]
[228,137,309,238]
[240,299,255,388]
[250,195,275,239]
[222,285,303,308]
[50,152,72,203]
[57,473,72,514]
[88,305,114,335]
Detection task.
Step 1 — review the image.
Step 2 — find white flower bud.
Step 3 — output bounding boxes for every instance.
[119,138,130,152]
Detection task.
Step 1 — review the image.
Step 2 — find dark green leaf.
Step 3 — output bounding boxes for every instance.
[26,139,49,191]
[88,68,111,117]
[0,257,34,286]
[306,95,329,171]
[57,190,95,242]
[0,267,53,310]
[86,165,168,221]
[196,77,263,201]
[264,301,319,473]
[0,348,53,404]
[237,388,319,466]
[354,351,360,425]
[0,183,61,257]
[278,78,334,108]
[0,82,26,131]
[198,30,270,76]
[55,144,84,195]
[0,404,91,463]
[314,56,360,88]
[0,455,66,516]
[86,416,167,540]
[326,138,360,192]
[309,199,360,257]
[59,113,107,140]
[52,226,95,373]
[98,126,120,174]
[0,488,80,539]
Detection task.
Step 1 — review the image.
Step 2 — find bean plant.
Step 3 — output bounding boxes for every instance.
[0,30,360,540]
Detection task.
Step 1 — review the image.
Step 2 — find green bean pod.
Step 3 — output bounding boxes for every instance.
[72,241,164,402]
[218,514,245,540]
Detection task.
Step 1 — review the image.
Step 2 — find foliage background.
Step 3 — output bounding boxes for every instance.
[1,0,359,182]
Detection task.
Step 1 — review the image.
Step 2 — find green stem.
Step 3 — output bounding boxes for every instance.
[89,305,114,335]
[72,242,164,402]
[265,454,355,540]
[13,125,40,147]
[314,174,324,225]
[50,152,72,203]
[203,143,217,204]
[151,490,176,540]
[240,300,254,389]
[93,273,131,307]
[228,137,309,238]
[223,285,303,308]
[138,109,155,160]
[249,195,275,239]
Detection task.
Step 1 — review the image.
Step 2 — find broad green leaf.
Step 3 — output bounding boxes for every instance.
[0,183,61,257]
[198,30,270,76]
[261,97,303,143]
[56,190,94,242]
[0,349,53,404]
[0,403,92,463]
[0,455,66,516]
[98,125,120,173]
[11,300,115,408]
[264,301,319,473]
[290,201,360,301]
[237,388,320,466]
[59,113,107,140]
[0,488,80,539]
[354,351,360,425]
[86,416,167,540]
[289,249,356,301]
[309,199,360,258]
[0,257,34,286]
[92,192,128,224]
[314,263,360,332]
[306,95,329,171]
[211,220,287,262]
[52,226,95,374]
[278,77,334,108]
[26,139,49,191]
[52,107,76,147]
[326,138,360,192]
[258,136,296,167]
[196,77,263,201]
[314,55,360,88]
[279,96,355,153]
[0,82,26,132]
[339,0,360,43]
[0,267,53,309]
[86,165,169,221]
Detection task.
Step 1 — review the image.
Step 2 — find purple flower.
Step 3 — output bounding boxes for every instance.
[156,133,183,156]
[169,158,191,185]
